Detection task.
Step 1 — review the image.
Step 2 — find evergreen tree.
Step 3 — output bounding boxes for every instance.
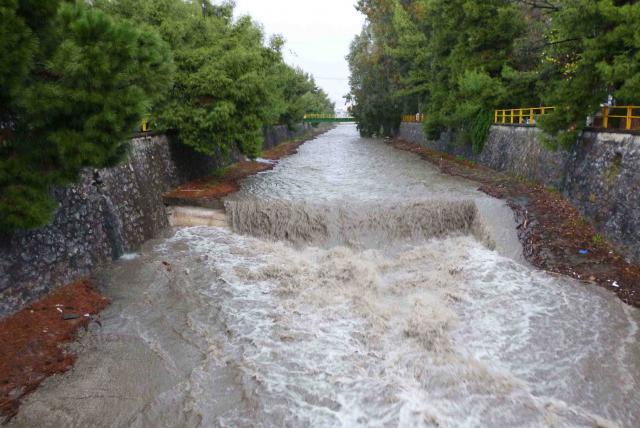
[1,0,333,232]
[96,0,334,159]
[348,0,640,151]
[0,1,173,232]
[537,0,640,148]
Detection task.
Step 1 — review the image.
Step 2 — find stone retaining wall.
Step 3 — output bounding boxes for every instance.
[0,124,320,318]
[397,122,640,262]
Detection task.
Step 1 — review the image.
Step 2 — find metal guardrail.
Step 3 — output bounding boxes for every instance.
[494,107,555,125]
[304,114,338,119]
[303,114,355,123]
[401,114,426,123]
[494,105,640,131]
[600,106,640,130]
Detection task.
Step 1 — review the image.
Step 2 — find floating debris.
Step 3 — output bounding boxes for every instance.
[62,313,81,320]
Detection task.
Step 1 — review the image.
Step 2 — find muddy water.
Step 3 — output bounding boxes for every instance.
[13,125,640,427]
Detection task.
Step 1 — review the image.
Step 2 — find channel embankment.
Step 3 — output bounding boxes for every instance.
[398,123,640,264]
[0,124,329,319]
[162,131,325,210]
[393,124,640,307]
[0,123,331,421]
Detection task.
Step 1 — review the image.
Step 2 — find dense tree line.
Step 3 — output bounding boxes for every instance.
[347,0,640,152]
[0,0,334,233]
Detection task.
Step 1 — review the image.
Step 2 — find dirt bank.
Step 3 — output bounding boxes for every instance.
[0,280,108,421]
[390,138,640,308]
[164,127,332,207]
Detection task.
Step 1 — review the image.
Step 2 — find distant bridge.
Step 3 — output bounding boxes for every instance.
[303,114,355,123]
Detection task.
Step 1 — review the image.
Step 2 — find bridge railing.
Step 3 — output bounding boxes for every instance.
[303,114,355,123]
[304,114,337,120]
[401,114,426,123]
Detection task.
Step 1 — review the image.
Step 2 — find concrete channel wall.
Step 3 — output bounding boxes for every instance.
[397,122,640,263]
[0,124,324,318]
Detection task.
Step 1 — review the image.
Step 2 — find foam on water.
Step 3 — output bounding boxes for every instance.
[12,125,640,427]
[225,198,491,249]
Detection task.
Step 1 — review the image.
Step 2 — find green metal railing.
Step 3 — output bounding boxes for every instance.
[303,114,355,123]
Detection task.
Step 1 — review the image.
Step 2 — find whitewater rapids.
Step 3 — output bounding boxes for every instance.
[11,124,640,427]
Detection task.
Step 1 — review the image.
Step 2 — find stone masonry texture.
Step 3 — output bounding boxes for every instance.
[397,122,640,262]
[0,124,316,318]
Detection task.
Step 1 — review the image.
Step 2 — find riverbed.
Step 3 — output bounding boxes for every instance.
[12,124,640,427]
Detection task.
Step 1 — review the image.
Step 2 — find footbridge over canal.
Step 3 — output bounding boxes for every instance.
[303,114,355,123]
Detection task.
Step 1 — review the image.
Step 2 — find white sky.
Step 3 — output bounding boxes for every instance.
[232,0,365,110]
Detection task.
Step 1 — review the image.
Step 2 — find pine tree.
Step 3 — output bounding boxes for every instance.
[0,1,173,232]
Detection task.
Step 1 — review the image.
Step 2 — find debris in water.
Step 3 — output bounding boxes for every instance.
[578,249,589,255]
[448,267,463,276]
[612,281,620,288]
[62,314,81,320]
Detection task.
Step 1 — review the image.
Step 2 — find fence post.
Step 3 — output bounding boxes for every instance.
[494,110,498,123]
[518,109,523,124]
[603,107,609,129]
[627,106,633,130]
[510,110,514,124]
[530,108,534,125]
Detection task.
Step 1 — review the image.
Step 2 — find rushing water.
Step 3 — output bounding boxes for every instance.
[13,125,640,427]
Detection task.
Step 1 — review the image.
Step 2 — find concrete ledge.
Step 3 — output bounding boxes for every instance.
[168,206,227,228]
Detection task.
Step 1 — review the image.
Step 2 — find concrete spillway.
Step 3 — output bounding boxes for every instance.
[168,206,228,228]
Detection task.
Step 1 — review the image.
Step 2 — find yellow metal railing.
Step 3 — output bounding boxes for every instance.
[599,106,640,130]
[401,113,426,123]
[495,105,640,130]
[494,107,555,125]
[140,119,150,132]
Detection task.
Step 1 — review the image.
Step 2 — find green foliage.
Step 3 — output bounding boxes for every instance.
[1,1,173,232]
[536,0,640,149]
[470,110,493,155]
[349,0,640,152]
[271,64,334,131]
[349,0,526,143]
[347,24,401,137]
[2,0,331,233]
[0,0,36,112]
[593,233,604,245]
[96,0,333,158]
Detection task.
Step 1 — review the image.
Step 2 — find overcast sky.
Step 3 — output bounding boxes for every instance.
[233,0,365,111]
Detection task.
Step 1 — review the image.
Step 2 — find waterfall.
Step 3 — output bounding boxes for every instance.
[225,198,493,249]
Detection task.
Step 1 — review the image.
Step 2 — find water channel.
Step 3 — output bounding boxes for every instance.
[12,124,640,427]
